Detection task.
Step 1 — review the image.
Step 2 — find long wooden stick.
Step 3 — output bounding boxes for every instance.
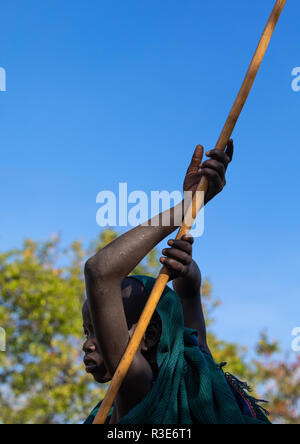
[93,0,287,424]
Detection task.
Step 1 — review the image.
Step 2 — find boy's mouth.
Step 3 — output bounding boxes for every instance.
[83,356,110,381]
[84,357,100,373]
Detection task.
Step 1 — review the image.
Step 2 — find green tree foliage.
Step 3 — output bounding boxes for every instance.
[0,230,299,423]
[251,333,300,424]
[0,237,97,424]
[202,286,300,423]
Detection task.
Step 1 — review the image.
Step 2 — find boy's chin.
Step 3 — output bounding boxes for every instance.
[85,361,111,383]
[94,374,111,384]
[88,368,111,384]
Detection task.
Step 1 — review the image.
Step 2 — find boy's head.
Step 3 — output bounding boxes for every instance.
[82,277,162,384]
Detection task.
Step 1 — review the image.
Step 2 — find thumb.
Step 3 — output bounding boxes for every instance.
[186,145,204,175]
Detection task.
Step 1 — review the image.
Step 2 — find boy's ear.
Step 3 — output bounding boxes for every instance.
[142,319,161,351]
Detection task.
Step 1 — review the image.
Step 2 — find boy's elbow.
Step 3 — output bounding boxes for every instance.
[84,257,96,280]
[84,254,110,282]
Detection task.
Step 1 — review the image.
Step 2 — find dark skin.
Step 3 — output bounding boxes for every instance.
[83,141,233,423]
[83,278,162,384]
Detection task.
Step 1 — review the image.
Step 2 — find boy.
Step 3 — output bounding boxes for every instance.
[83,143,270,424]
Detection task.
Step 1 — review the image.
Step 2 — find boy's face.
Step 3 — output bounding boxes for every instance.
[82,301,111,384]
[82,278,161,384]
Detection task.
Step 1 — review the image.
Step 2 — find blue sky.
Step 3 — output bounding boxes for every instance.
[0,0,299,353]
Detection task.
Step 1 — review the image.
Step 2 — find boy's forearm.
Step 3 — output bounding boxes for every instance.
[173,260,201,299]
[86,201,185,283]
[173,260,210,353]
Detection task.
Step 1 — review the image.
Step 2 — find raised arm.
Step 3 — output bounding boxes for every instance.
[160,235,209,352]
[86,140,233,285]
[84,141,233,417]
[85,202,183,286]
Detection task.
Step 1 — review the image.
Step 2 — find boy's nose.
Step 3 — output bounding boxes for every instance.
[83,339,96,353]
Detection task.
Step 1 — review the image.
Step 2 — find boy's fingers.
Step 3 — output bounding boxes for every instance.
[162,248,192,266]
[200,168,224,190]
[201,159,226,178]
[160,257,185,273]
[225,139,234,162]
[167,239,193,254]
[205,149,231,168]
[181,235,194,244]
[186,145,204,175]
